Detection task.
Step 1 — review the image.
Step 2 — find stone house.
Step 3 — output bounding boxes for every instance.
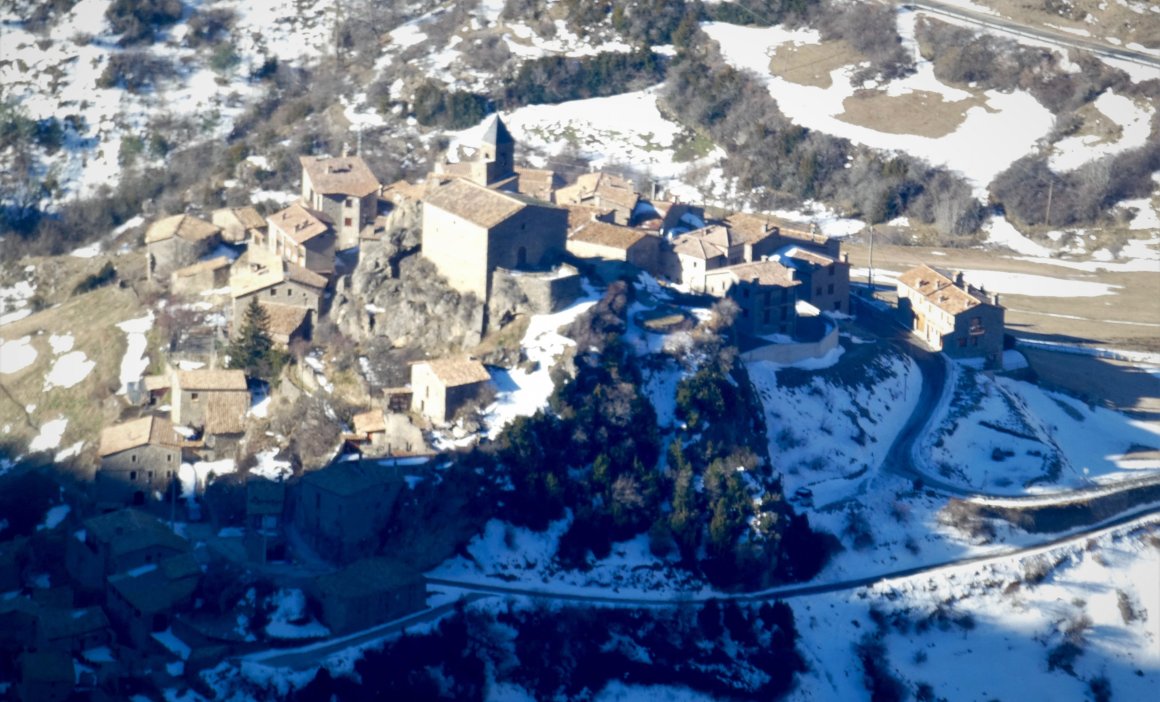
[779,247,851,315]
[422,177,568,301]
[244,478,286,564]
[345,410,428,458]
[105,552,200,650]
[212,206,266,244]
[96,416,183,507]
[554,171,640,225]
[259,302,312,348]
[897,265,1005,366]
[66,509,191,592]
[411,358,493,424]
[300,155,381,251]
[665,225,738,290]
[17,650,75,702]
[702,260,800,338]
[170,256,232,296]
[0,598,38,655]
[170,369,250,444]
[311,558,426,635]
[264,203,336,277]
[145,214,222,282]
[567,220,662,278]
[291,461,407,564]
[230,253,326,323]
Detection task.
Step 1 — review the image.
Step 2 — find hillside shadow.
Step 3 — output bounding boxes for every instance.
[1019,346,1160,422]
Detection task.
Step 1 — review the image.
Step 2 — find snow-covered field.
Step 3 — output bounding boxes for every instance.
[920,365,1160,494]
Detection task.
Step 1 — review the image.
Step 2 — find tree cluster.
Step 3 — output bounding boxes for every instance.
[105,0,184,45]
[291,601,805,701]
[502,49,665,108]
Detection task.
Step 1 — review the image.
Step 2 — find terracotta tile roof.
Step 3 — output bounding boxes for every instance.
[214,206,266,230]
[565,205,613,233]
[515,166,559,201]
[204,391,250,435]
[99,416,180,456]
[231,259,327,298]
[381,179,427,204]
[314,558,422,599]
[145,214,221,244]
[897,264,993,315]
[175,369,248,391]
[424,178,551,229]
[672,225,734,260]
[82,509,189,557]
[259,302,311,337]
[716,260,799,287]
[268,203,332,244]
[143,375,171,392]
[172,256,232,279]
[722,212,779,242]
[108,553,200,614]
[352,409,387,436]
[556,172,640,213]
[570,221,651,250]
[419,358,492,387]
[300,155,381,197]
[782,246,836,267]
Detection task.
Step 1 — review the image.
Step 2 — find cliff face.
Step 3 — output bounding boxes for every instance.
[331,204,485,354]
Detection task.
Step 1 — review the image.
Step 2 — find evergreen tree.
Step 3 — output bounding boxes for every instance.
[226,298,281,381]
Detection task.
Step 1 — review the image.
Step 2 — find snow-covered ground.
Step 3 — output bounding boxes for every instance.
[1049,90,1156,171]
[0,336,39,374]
[919,366,1160,494]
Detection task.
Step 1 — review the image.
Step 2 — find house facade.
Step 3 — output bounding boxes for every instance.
[422,178,568,301]
[567,220,661,277]
[212,206,266,244]
[897,265,1005,365]
[171,369,250,433]
[105,553,200,649]
[96,416,182,507]
[311,558,426,635]
[411,358,493,424]
[66,509,191,592]
[300,155,381,251]
[230,253,326,323]
[145,214,222,281]
[554,171,640,225]
[264,203,336,277]
[779,247,851,315]
[292,461,407,564]
[170,256,231,296]
[702,260,800,337]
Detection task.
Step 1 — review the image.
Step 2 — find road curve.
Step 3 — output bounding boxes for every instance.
[900,0,1160,70]
[428,505,1160,605]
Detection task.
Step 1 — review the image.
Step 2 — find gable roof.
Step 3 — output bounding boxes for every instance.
[301,461,402,497]
[564,204,614,233]
[108,553,200,614]
[672,225,735,260]
[259,302,311,338]
[314,558,422,599]
[570,221,652,251]
[300,155,381,197]
[423,178,548,229]
[232,258,328,298]
[897,264,995,316]
[82,509,189,558]
[175,369,248,391]
[214,206,266,230]
[417,358,492,387]
[38,606,110,642]
[172,256,232,279]
[352,409,387,436]
[145,214,221,244]
[481,116,514,145]
[203,390,250,435]
[558,172,639,211]
[99,416,180,457]
[715,260,799,287]
[268,203,333,244]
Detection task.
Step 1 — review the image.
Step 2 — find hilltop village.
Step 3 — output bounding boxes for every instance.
[0,116,1015,700]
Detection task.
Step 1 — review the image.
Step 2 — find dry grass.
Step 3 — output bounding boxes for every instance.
[768,39,862,89]
[973,0,1160,50]
[838,89,986,138]
[0,286,147,465]
[1068,100,1124,146]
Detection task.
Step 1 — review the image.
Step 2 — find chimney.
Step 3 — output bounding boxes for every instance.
[841,252,849,264]
[953,270,965,288]
[991,293,1001,306]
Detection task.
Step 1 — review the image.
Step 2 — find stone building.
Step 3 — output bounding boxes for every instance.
[96,416,182,507]
[244,478,287,564]
[171,369,250,437]
[170,256,232,296]
[422,177,568,301]
[292,461,407,564]
[300,155,381,251]
[778,247,851,315]
[212,206,266,244]
[66,509,191,592]
[36,606,112,653]
[263,203,336,277]
[311,558,426,635]
[554,171,640,225]
[230,253,326,322]
[145,214,222,281]
[16,650,74,702]
[702,260,800,338]
[567,220,661,278]
[410,358,493,424]
[106,552,200,649]
[897,265,1005,366]
[436,115,516,188]
[259,303,312,348]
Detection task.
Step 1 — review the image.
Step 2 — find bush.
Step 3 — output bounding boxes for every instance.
[97,51,176,92]
[409,81,489,129]
[106,0,184,45]
[503,50,665,108]
[72,261,116,295]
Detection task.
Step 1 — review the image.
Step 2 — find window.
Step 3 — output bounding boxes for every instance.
[130,471,137,481]
[743,288,750,299]
[815,286,822,296]
[286,289,292,297]
[833,301,841,311]
[828,283,834,294]
[148,471,154,479]
[344,217,352,227]
[166,454,171,462]
[270,289,276,296]
[131,454,137,463]
[345,198,354,207]
[828,266,835,276]
[191,392,199,401]
[970,336,979,346]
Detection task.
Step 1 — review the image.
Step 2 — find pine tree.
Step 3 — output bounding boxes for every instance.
[227,298,279,381]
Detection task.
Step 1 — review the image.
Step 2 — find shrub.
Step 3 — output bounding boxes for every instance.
[97,51,175,91]
[502,50,665,108]
[106,0,184,45]
[72,261,116,295]
[409,81,489,129]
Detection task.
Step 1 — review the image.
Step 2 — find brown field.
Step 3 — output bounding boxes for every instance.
[837,88,985,138]
[972,0,1160,50]
[768,39,861,88]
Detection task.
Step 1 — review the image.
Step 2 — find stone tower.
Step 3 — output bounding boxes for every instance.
[480,115,515,184]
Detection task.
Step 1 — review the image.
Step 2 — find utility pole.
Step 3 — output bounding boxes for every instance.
[1044,179,1053,228]
[867,225,875,301]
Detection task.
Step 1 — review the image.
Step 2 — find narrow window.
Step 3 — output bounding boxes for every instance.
[344,217,352,227]
[131,454,137,463]
[191,392,199,401]
[130,471,137,481]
